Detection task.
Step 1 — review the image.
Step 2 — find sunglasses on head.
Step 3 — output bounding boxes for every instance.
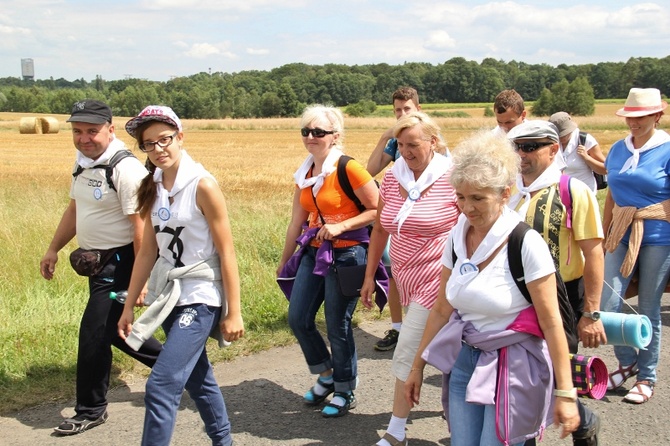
[513,141,554,153]
[300,127,335,138]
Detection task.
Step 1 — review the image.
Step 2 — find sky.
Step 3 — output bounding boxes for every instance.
[1,0,668,82]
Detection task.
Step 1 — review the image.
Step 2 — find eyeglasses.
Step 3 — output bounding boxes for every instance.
[300,127,335,138]
[139,131,178,153]
[513,141,554,153]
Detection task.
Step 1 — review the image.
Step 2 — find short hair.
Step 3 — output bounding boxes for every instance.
[450,131,519,192]
[392,112,447,154]
[494,89,525,115]
[300,104,345,149]
[392,87,420,107]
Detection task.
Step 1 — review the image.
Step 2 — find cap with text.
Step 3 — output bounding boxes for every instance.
[125,105,183,138]
[66,100,112,124]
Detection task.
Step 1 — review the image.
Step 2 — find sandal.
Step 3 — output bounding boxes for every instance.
[322,392,357,418]
[607,362,638,390]
[53,411,108,435]
[303,379,334,406]
[379,432,408,446]
[624,380,654,404]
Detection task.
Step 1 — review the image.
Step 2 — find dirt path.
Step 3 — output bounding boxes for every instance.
[2,312,670,445]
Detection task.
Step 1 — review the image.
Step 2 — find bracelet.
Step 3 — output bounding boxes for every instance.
[410,367,423,372]
[553,388,578,401]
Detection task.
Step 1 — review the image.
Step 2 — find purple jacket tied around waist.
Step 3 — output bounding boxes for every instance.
[277,224,389,311]
[422,307,554,445]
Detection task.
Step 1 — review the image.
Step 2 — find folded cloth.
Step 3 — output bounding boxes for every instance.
[600,311,652,349]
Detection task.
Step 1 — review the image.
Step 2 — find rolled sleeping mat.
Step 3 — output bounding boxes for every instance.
[570,354,608,400]
[600,311,652,349]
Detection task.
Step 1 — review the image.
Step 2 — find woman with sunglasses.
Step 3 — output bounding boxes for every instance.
[600,88,670,404]
[118,105,243,445]
[277,104,381,417]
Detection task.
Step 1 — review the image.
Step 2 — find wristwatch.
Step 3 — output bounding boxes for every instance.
[582,311,601,321]
[553,388,578,401]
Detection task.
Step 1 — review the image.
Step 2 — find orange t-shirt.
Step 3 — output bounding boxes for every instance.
[298,157,373,248]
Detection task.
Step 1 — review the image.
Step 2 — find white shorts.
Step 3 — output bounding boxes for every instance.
[391,301,431,381]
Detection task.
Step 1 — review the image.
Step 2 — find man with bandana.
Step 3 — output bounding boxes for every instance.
[40,100,162,436]
[507,120,605,446]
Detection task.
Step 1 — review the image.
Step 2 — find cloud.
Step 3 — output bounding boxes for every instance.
[0,24,31,35]
[424,30,456,51]
[246,48,269,55]
[181,42,237,60]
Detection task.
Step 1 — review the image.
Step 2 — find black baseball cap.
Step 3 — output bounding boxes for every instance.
[66,100,113,124]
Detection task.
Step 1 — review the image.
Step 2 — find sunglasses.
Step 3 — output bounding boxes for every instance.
[300,127,335,138]
[513,141,554,153]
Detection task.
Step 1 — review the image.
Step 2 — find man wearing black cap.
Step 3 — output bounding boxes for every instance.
[508,120,605,446]
[40,100,162,435]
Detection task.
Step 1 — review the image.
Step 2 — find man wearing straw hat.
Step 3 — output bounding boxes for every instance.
[39,100,162,435]
[507,120,605,446]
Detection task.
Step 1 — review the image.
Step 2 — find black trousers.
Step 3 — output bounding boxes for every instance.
[74,243,162,419]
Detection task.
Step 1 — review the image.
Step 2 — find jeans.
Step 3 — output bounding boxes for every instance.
[142,304,231,446]
[287,244,365,392]
[76,243,162,419]
[600,242,670,383]
[448,344,524,446]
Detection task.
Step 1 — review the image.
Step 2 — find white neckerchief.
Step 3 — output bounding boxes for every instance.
[153,150,206,230]
[447,207,521,299]
[562,129,580,159]
[508,162,562,218]
[619,129,670,174]
[293,148,344,196]
[76,137,124,168]
[391,153,452,234]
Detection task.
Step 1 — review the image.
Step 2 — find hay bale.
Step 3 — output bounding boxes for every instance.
[19,117,41,134]
[40,116,60,134]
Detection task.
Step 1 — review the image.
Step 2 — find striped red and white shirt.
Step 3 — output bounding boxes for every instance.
[379,168,460,309]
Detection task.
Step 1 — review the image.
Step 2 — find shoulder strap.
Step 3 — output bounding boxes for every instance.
[337,155,366,213]
[507,221,533,303]
[72,150,136,193]
[578,131,587,146]
[558,174,573,230]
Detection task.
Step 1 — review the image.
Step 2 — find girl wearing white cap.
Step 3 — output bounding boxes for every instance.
[600,88,670,404]
[118,105,243,445]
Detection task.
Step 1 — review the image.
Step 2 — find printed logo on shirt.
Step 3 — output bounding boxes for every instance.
[178,307,198,329]
[93,188,103,200]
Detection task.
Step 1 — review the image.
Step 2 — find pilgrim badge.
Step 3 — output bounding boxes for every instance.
[408,188,421,201]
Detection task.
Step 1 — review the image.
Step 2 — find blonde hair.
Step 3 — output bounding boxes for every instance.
[300,104,345,149]
[450,130,519,191]
[392,112,448,154]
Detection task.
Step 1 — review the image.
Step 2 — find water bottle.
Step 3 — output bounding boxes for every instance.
[110,291,128,304]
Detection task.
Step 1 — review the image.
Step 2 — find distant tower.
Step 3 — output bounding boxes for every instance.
[21,58,34,81]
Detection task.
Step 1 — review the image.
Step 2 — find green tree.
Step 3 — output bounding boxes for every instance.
[531,88,553,116]
[567,77,595,116]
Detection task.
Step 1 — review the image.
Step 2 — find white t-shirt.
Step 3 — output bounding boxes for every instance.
[561,129,599,191]
[70,152,148,250]
[441,229,555,331]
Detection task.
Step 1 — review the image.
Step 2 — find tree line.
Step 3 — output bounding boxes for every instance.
[0,56,668,119]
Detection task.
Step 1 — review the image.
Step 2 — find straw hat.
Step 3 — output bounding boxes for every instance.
[616,88,668,117]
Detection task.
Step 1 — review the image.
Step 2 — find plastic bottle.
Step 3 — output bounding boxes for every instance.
[109,291,128,304]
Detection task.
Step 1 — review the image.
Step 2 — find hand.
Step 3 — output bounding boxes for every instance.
[554,399,580,439]
[40,250,58,280]
[578,317,607,348]
[576,145,590,160]
[360,277,375,309]
[135,284,149,307]
[220,313,245,342]
[117,308,135,340]
[404,368,424,408]
[316,223,344,242]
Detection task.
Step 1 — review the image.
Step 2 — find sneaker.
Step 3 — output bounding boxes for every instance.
[374,329,399,351]
[53,411,108,435]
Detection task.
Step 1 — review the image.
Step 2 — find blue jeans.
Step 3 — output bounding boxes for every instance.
[287,245,365,392]
[142,304,232,446]
[448,344,524,446]
[600,242,670,383]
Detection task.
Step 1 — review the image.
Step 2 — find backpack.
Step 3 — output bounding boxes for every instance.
[579,131,608,190]
[337,155,371,213]
[72,150,137,192]
[452,221,579,354]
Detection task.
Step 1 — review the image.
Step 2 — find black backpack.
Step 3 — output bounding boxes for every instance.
[452,221,579,354]
[72,150,137,192]
[336,155,367,213]
[579,131,608,190]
